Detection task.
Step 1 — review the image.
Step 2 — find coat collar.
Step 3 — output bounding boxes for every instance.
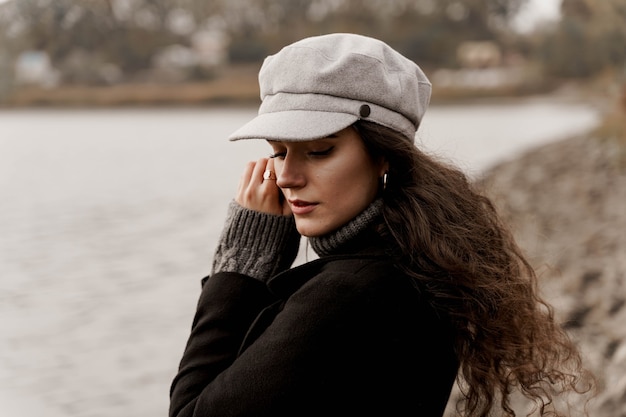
[267,245,389,299]
[267,220,394,298]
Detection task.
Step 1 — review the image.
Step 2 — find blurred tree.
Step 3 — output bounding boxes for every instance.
[235,0,530,67]
[1,0,535,84]
[0,23,13,102]
[219,0,270,62]
[6,0,178,82]
[540,0,626,78]
[561,0,593,20]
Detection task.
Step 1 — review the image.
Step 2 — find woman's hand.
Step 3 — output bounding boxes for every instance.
[236,157,291,216]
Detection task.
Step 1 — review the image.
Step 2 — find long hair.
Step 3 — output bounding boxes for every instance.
[354,120,594,417]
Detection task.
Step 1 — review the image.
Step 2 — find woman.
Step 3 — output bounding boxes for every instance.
[169,33,593,417]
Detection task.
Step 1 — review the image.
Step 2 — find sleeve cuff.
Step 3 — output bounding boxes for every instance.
[211,201,301,282]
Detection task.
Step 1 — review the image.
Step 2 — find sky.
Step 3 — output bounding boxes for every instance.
[512,0,562,32]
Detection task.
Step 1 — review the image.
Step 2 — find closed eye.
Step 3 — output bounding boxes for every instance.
[309,146,334,157]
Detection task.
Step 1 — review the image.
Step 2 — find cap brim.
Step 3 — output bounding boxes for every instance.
[228,110,358,141]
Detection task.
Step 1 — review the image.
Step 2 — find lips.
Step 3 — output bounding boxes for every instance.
[288,199,318,215]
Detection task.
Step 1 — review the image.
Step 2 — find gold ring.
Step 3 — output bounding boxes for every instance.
[263,170,277,180]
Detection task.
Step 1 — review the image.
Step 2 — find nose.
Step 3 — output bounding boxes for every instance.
[276,155,306,189]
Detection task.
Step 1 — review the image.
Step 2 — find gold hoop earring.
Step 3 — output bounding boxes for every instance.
[382,172,388,191]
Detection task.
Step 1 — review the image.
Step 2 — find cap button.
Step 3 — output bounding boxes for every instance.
[359,104,371,118]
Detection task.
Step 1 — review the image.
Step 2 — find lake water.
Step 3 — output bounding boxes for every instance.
[0,99,599,417]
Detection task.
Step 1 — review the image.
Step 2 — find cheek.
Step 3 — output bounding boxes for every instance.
[325,161,378,208]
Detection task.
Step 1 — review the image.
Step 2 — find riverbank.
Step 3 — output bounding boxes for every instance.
[0,63,581,108]
[478,125,626,416]
[1,65,262,108]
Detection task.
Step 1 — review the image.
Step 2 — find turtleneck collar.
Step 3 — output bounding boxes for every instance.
[308,199,384,257]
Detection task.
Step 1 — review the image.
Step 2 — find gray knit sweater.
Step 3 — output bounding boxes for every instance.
[211,199,383,282]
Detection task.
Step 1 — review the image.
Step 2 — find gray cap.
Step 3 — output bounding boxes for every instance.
[228,33,431,143]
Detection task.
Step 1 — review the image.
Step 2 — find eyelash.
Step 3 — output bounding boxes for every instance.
[270,146,334,159]
[310,146,334,156]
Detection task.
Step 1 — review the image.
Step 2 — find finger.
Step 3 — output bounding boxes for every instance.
[256,158,284,215]
[264,159,291,216]
[236,161,256,203]
[262,157,278,183]
[238,161,255,190]
[250,157,269,187]
[239,158,274,210]
[258,157,281,207]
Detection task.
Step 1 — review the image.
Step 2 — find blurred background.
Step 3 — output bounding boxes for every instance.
[0,0,624,416]
[0,0,624,105]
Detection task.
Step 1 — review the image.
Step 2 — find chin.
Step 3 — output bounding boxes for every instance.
[296,228,323,238]
[296,219,343,238]
[295,222,329,238]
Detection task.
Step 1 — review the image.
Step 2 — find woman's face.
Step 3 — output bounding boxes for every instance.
[269,127,386,237]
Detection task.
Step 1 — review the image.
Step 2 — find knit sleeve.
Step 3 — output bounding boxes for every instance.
[211,200,301,282]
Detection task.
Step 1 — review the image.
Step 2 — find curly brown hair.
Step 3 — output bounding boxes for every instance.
[355,120,595,417]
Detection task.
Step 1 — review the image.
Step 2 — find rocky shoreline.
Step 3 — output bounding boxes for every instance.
[478,132,626,416]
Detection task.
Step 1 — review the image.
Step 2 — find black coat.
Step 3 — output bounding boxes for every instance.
[170,244,459,417]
